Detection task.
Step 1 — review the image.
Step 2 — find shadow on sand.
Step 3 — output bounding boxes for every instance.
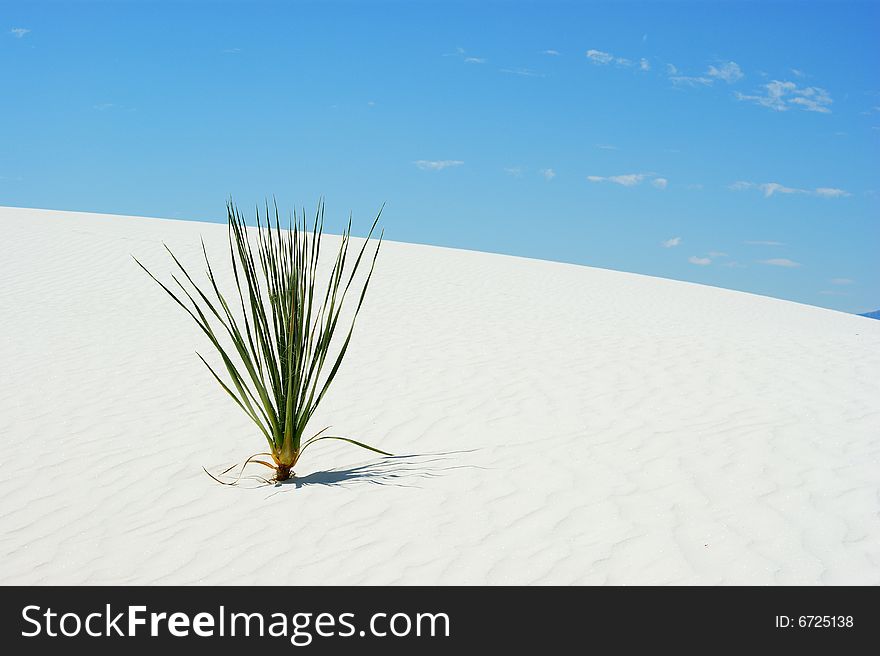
[256,450,480,495]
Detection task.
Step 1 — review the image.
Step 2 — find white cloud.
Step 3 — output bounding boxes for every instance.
[670,75,713,87]
[744,240,784,246]
[689,256,712,266]
[586,49,614,64]
[10,27,30,38]
[831,278,854,285]
[414,160,464,171]
[618,174,651,186]
[584,49,651,71]
[585,49,636,68]
[706,61,744,83]
[503,167,523,177]
[760,258,801,268]
[708,251,728,258]
[758,182,801,197]
[667,61,743,87]
[446,47,486,64]
[814,187,850,198]
[607,173,644,186]
[540,168,556,181]
[791,68,806,78]
[542,49,561,56]
[731,181,849,198]
[661,237,681,248]
[588,172,668,188]
[788,88,834,113]
[736,81,791,111]
[736,80,832,113]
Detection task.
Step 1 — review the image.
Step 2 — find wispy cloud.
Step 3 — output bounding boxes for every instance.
[504,167,523,177]
[814,187,850,198]
[667,60,743,87]
[586,48,635,68]
[831,277,854,285]
[596,144,618,150]
[706,61,744,83]
[588,173,647,186]
[414,160,463,171]
[222,47,241,54]
[731,181,801,197]
[639,58,651,72]
[759,258,802,268]
[731,181,849,198]
[662,236,682,248]
[762,183,801,197]
[10,27,30,38]
[588,172,666,188]
[586,49,614,65]
[744,240,784,246]
[444,47,466,57]
[736,80,832,113]
[92,103,118,111]
[542,49,561,56]
[445,47,486,64]
[669,74,713,87]
[540,168,556,181]
[688,256,712,266]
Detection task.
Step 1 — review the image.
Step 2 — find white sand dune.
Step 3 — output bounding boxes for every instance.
[1,206,878,585]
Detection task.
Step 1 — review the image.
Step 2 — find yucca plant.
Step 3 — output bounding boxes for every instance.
[135,199,390,482]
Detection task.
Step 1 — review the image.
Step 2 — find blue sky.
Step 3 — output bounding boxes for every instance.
[2,0,878,313]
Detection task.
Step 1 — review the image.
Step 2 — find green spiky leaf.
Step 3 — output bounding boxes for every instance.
[138,198,389,481]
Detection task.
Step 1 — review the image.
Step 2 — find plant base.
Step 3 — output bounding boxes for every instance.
[275,464,293,482]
